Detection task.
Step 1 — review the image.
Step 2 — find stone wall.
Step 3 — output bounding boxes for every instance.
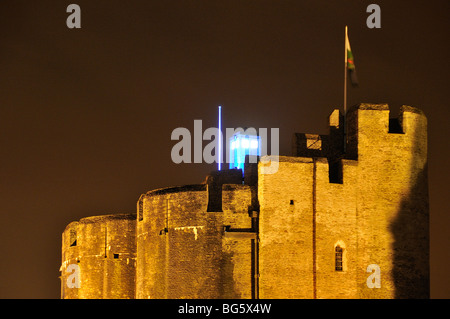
[60,213,136,299]
[258,156,315,298]
[257,104,429,299]
[136,174,256,299]
[348,104,429,298]
[61,104,429,299]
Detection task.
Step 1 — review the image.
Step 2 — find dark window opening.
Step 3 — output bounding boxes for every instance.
[69,228,77,247]
[138,200,143,221]
[329,159,343,184]
[335,246,343,271]
[113,253,119,259]
[290,200,294,205]
[389,118,404,134]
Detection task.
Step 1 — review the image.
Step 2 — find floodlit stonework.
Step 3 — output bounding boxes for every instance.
[60,103,429,299]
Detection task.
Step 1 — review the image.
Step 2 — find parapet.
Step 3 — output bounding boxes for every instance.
[292,109,344,159]
[62,213,136,247]
[292,103,427,162]
[78,213,136,224]
[348,103,389,111]
[263,155,314,163]
[346,103,427,159]
[145,184,207,197]
[346,103,427,133]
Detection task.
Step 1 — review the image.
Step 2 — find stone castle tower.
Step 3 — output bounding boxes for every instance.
[60,103,429,299]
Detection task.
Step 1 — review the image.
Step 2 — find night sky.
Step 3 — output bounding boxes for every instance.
[0,0,448,298]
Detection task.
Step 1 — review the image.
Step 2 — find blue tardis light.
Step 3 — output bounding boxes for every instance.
[229,132,261,172]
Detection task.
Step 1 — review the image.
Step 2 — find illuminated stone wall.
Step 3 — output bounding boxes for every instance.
[258,104,429,299]
[135,177,257,299]
[60,104,429,299]
[60,213,136,299]
[348,104,429,299]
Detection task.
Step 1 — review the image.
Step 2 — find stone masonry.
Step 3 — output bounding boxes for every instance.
[60,103,429,299]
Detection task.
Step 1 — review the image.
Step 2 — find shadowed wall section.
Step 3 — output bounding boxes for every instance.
[389,107,429,298]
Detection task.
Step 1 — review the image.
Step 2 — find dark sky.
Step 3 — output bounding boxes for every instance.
[0,0,448,299]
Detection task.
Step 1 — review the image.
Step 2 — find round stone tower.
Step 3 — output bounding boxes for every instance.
[135,169,258,299]
[60,213,136,299]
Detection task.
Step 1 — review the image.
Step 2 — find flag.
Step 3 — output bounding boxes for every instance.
[346,32,358,86]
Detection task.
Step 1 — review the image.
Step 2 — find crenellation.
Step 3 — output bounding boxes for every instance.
[61,103,429,299]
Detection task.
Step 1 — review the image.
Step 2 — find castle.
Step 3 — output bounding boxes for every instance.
[60,103,429,299]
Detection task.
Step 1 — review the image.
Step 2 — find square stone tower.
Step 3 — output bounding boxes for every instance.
[258,104,429,298]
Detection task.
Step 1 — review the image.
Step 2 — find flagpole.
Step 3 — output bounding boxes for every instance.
[344,25,348,117]
[344,26,348,153]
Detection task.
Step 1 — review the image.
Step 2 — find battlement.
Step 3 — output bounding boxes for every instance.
[346,103,427,160]
[291,103,427,184]
[61,103,429,299]
[294,104,427,161]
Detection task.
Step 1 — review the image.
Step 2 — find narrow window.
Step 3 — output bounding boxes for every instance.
[69,228,77,247]
[138,200,143,221]
[335,245,343,271]
[290,200,294,205]
[328,159,343,184]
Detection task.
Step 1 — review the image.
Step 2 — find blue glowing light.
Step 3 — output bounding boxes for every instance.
[229,132,261,172]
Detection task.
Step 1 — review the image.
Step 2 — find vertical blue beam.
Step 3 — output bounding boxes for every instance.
[218,106,222,171]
